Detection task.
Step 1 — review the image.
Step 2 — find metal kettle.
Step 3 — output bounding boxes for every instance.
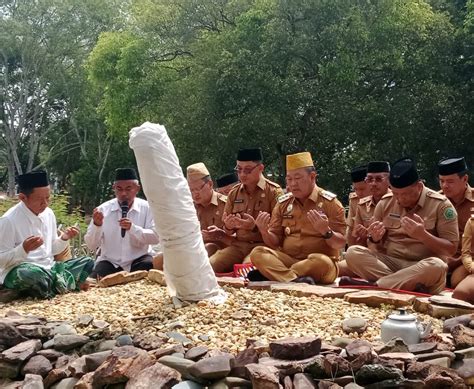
[380,308,432,345]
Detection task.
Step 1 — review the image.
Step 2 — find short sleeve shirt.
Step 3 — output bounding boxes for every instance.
[374,185,459,260]
[195,191,227,230]
[269,186,346,260]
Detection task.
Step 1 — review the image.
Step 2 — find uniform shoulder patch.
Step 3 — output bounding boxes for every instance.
[443,206,456,221]
[217,193,227,203]
[265,178,281,188]
[427,191,446,201]
[349,192,358,199]
[278,192,293,203]
[321,190,337,201]
[358,195,372,205]
[381,192,393,200]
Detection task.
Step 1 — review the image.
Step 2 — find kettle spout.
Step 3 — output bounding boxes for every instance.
[419,321,432,339]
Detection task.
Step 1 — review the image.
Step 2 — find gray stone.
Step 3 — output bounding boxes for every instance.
[455,346,474,360]
[51,324,77,336]
[185,346,209,361]
[245,363,280,389]
[21,355,53,377]
[171,381,204,389]
[0,360,20,379]
[43,339,55,349]
[344,384,364,389]
[84,350,112,372]
[0,321,28,348]
[223,376,252,387]
[98,339,117,351]
[407,342,437,355]
[116,335,133,347]
[323,354,351,377]
[270,337,321,360]
[345,339,372,360]
[16,325,51,339]
[443,314,474,333]
[76,315,94,327]
[165,332,193,346]
[171,352,185,359]
[293,373,317,388]
[158,355,196,380]
[50,377,79,389]
[36,349,63,361]
[342,318,367,334]
[230,347,259,378]
[198,335,209,342]
[331,338,352,348]
[415,350,455,362]
[456,358,474,386]
[92,320,109,329]
[67,355,87,378]
[188,355,233,380]
[355,364,404,386]
[375,337,409,355]
[125,362,181,388]
[365,379,424,389]
[53,335,89,351]
[258,355,324,377]
[133,334,165,350]
[23,374,44,389]
[424,356,451,368]
[167,320,186,330]
[2,339,42,363]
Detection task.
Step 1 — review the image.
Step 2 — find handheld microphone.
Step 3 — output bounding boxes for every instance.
[120,200,129,238]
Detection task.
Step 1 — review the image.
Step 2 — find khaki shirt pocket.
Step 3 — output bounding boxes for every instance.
[384,216,401,230]
[231,202,246,215]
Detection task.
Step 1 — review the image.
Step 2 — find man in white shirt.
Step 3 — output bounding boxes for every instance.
[85,168,159,278]
[0,171,94,298]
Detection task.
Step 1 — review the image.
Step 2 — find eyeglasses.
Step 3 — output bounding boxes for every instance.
[365,176,387,184]
[234,164,260,175]
[189,181,207,194]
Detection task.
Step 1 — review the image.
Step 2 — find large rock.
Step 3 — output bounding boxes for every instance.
[0,360,21,379]
[342,318,367,335]
[405,361,465,387]
[50,377,79,388]
[375,337,408,355]
[355,364,404,386]
[36,350,64,362]
[344,291,415,308]
[259,355,325,377]
[216,277,245,288]
[185,346,209,361]
[230,347,258,378]
[455,358,474,386]
[293,373,317,388]
[125,362,180,388]
[429,296,474,310]
[147,269,167,286]
[73,371,94,389]
[53,335,89,351]
[429,304,474,319]
[84,350,112,372]
[98,270,148,287]
[408,343,437,355]
[1,339,42,363]
[67,356,88,378]
[415,351,456,363]
[245,363,280,389]
[92,346,154,387]
[451,325,474,349]
[345,340,372,360]
[455,347,474,360]
[323,354,351,377]
[157,355,196,380]
[16,325,51,339]
[444,314,474,333]
[23,374,45,389]
[21,355,53,377]
[187,355,233,380]
[0,322,28,348]
[270,337,321,360]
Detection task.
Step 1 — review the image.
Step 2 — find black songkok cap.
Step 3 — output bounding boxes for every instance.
[17,171,49,190]
[237,148,263,161]
[389,158,419,188]
[438,157,468,176]
[350,165,367,183]
[115,168,138,181]
[216,172,239,188]
[367,161,390,173]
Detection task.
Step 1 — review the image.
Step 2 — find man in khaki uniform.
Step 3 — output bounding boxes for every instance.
[437,157,474,280]
[187,163,232,256]
[344,158,458,294]
[209,148,283,273]
[216,172,239,196]
[249,152,346,284]
[452,216,474,302]
[346,165,370,244]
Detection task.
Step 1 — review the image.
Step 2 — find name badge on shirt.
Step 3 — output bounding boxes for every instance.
[389,213,401,219]
[283,215,293,219]
[234,199,244,204]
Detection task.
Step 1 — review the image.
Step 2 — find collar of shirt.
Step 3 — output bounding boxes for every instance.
[19,201,48,224]
[210,191,219,206]
[110,199,139,214]
[415,184,429,209]
[465,186,474,203]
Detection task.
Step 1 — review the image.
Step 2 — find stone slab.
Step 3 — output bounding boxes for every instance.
[344,290,415,308]
[271,284,358,298]
[216,277,245,288]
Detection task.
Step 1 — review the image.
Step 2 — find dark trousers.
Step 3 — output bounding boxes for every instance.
[90,254,153,278]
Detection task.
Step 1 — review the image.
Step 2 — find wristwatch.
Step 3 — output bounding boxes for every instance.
[322,229,334,239]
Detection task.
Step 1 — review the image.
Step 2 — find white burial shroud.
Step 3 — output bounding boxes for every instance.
[129,122,226,303]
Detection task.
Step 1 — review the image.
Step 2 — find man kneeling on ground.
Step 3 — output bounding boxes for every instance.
[343,158,458,294]
[249,152,346,284]
[85,168,159,278]
[0,171,93,299]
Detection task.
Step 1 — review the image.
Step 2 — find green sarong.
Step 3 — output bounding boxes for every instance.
[3,256,94,299]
